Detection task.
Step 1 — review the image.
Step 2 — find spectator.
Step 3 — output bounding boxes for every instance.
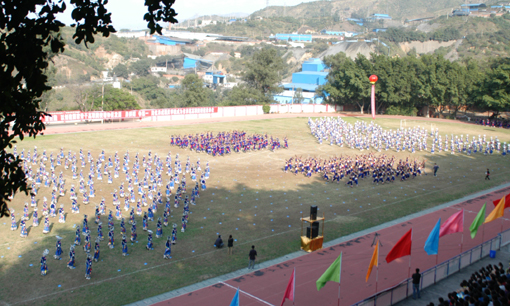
[214,235,224,248]
[248,245,257,269]
[412,268,421,299]
[227,235,234,255]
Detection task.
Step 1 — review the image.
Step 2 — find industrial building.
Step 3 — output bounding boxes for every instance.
[320,30,359,37]
[183,53,213,70]
[273,58,327,105]
[369,13,392,20]
[271,34,313,42]
[460,3,487,11]
[150,36,193,46]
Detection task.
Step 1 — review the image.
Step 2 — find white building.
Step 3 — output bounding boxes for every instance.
[150,67,167,73]
[114,31,148,38]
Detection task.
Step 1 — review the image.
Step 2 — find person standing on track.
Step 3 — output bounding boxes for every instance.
[412,268,421,299]
[228,235,234,255]
[248,245,257,269]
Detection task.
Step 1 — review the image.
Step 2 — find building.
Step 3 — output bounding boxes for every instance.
[182,53,213,70]
[150,35,192,46]
[160,30,222,41]
[114,30,148,39]
[273,58,327,105]
[368,13,392,21]
[271,34,312,42]
[150,66,167,73]
[320,30,359,37]
[460,3,487,12]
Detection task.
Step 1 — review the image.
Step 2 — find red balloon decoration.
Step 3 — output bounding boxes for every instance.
[369,75,378,83]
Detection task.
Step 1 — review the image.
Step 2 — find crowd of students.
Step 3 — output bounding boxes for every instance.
[426,263,510,306]
[284,153,426,185]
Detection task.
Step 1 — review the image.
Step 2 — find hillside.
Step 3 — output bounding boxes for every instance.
[46,27,150,86]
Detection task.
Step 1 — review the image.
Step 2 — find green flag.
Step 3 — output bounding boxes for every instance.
[316,253,342,291]
[470,203,486,239]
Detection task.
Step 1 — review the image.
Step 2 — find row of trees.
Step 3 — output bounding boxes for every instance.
[319,53,510,117]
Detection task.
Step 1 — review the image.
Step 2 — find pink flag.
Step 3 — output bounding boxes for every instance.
[280,268,295,306]
[439,210,464,238]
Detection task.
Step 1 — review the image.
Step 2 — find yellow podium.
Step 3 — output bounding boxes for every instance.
[300,213,325,252]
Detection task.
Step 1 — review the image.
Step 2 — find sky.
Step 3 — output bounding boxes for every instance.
[57,0,317,30]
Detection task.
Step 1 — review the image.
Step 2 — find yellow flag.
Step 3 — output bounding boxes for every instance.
[484,197,505,224]
[366,240,379,282]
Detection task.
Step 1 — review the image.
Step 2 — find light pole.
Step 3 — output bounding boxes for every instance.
[369,75,378,120]
[101,80,104,124]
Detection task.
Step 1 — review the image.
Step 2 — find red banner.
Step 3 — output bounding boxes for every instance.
[42,107,219,123]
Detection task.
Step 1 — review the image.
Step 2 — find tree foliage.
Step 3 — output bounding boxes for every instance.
[113,63,129,79]
[180,74,210,107]
[0,0,178,218]
[87,86,141,111]
[243,48,285,97]
[319,53,487,116]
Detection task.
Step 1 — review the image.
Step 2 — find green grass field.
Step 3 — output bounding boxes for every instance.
[2,116,510,306]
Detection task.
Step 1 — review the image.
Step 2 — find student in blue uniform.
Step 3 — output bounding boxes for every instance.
[54,236,63,259]
[122,235,129,256]
[41,249,49,276]
[67,245,76,269]
[163,236,172,259]
[146,230,154,250]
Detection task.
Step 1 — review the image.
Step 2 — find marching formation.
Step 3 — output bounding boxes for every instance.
[10,146,211,279]
[284,154,425,185]
[309,117,510,155]
[170,131,288,155]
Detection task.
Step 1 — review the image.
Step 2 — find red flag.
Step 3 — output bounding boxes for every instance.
[493,194,510,209]
[439,210,464,237]
[385,229,412,264]
[280,268,295,306]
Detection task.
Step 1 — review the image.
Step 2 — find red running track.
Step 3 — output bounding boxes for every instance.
[154,186,510,306]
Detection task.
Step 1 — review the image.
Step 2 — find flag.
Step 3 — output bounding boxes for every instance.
[385,229,412,264]
[316,253,341,291]
[485,198,505,224]
[469,203,486,239]
[439,210,464,237]
[424,218,441,255]
[280,268,295,306]
[229,287,239,306]
[492,194,510,209]
[365,240,379,282]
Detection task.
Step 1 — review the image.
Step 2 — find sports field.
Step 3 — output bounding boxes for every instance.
[1,116,510,306]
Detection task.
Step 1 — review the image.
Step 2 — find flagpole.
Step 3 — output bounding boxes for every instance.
[482,223,485,243]
[337,285,341,306]
[338,256,341,306]
[460,232,464,253]
[375,263,379,294]
[408,254,412,278]
[460,210,464,253]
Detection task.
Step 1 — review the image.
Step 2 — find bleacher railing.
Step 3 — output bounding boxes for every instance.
[352,228,510,306]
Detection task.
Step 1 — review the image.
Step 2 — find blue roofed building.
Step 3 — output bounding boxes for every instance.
[152,35,192,46]
[272,34,312,42]
[460,3,487,11]
[182,53,213,70]
[273,58,328,105]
